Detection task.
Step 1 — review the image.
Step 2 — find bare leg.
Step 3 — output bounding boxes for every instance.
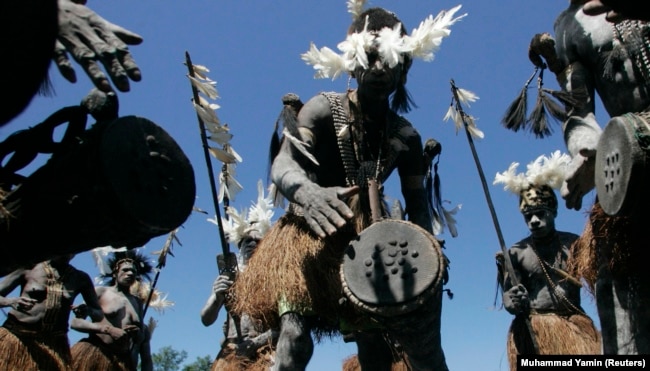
[272,312,314,371]
[355,330,393,371]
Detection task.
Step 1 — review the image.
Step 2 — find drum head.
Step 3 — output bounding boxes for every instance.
[100,116,196,231]
[595,114,649,215]
[341,219,443,316]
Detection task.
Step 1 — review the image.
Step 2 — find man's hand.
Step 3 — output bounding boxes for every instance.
[212,275,233,298]
[294,184,359,238]
[561,151,596,211]
[10,297,37,313]
[503,284,530,315]
[56,0,142,92]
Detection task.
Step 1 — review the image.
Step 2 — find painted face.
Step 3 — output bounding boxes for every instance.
[114,261,137,287]
[238,233,261,264]
[522,208,556,238]
[353,47,403,97]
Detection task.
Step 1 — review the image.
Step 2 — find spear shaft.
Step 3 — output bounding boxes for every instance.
[184,51,230,256]
[450,79,540,353]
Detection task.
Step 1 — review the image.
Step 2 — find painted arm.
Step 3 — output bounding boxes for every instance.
[271,94,358,237]
[0,269,35,312]
[554,13,602,210]
[200,275,232,327]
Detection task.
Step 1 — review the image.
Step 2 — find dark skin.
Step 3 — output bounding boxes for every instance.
[502,209,581,315]
[554,1,650,210]
[0,254,125,339]
[270,43,434,371]
[71,261,152,371]
[582,0,650,22]
[553,2,650,353]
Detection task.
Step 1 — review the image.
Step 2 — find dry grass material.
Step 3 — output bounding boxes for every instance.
[70,337,131,371]
[569,202,643,294]
[506,314,601,371]
[211,344,275,371]
[0,325,72,371]
[231,212,363,332]
[342,354,410,371]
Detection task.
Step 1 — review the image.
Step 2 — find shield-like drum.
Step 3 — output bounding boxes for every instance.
[340,219,444,317]
[595,113,650,216]
[0,115,195,274]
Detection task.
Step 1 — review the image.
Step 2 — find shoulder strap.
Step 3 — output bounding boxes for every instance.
[321,92,358,186]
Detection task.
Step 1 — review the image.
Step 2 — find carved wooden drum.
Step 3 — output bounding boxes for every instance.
[595,113,650,216]
[0,115,195,272]
[340,219,444,317]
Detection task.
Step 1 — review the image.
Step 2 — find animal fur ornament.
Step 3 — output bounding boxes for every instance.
[493,150,571,212]
[301,3,466,80]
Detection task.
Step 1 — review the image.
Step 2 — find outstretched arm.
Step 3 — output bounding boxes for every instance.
[55,0,142,92]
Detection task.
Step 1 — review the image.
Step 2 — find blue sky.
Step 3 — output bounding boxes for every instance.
[3,1,606,370]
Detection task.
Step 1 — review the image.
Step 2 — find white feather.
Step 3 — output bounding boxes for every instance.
[377,24,408,68]
[494,162,528,194]
[188,75,218,100]
[347,0,366,19]
[282,128,320,166]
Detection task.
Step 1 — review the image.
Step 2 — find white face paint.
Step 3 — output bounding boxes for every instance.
[522,208,556,238]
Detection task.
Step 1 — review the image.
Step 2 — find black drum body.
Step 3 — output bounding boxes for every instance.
[0,116,195,274]
[595,113,650,216]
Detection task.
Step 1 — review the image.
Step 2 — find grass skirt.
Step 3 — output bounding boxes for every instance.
[342,354,409,371]
[507,313,601,371]
[0,321,71,371]
[211,343,275,371]
[71,336,132,371]
[232,212,366,335]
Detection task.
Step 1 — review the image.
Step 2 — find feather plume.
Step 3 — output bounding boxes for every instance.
[494,151,571,195]
[493,162,528,194]
[377,24,409,68]
[191,64,211,80]
[301,5,465,80]
[133,281,174,314]
[90,246,127,283]
[346,0,366,20]
[218,170,243,202]
[404,5,467,61]
[464,115,484,139]
[501,86,528,132]
[187,75,218,100]
[456,87,479,106]
[443,203,462,238]
[301,43,347,80]
[247,180,275,237]
[282,128,320,166]
[192,101,220,125]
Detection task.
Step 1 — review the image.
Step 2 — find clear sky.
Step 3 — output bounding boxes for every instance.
[2,1,606,370]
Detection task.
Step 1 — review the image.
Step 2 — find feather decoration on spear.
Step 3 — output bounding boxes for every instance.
[184,51,243,257]
[449,78,539,352]
[144,228,181,318]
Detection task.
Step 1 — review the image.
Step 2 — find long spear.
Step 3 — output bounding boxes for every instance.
[184,51,243,341]
[142,229,179,319]
[448,79,540,353]
[184,51,230,257]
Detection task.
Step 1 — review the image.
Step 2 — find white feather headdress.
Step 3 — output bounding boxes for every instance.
[301,4,467,80]
[493,150,571,195]
[208,179,276,247]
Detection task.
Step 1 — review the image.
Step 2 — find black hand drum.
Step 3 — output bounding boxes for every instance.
[595,113,650,216]
[0,116,195,274]
[340,219,445,317]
